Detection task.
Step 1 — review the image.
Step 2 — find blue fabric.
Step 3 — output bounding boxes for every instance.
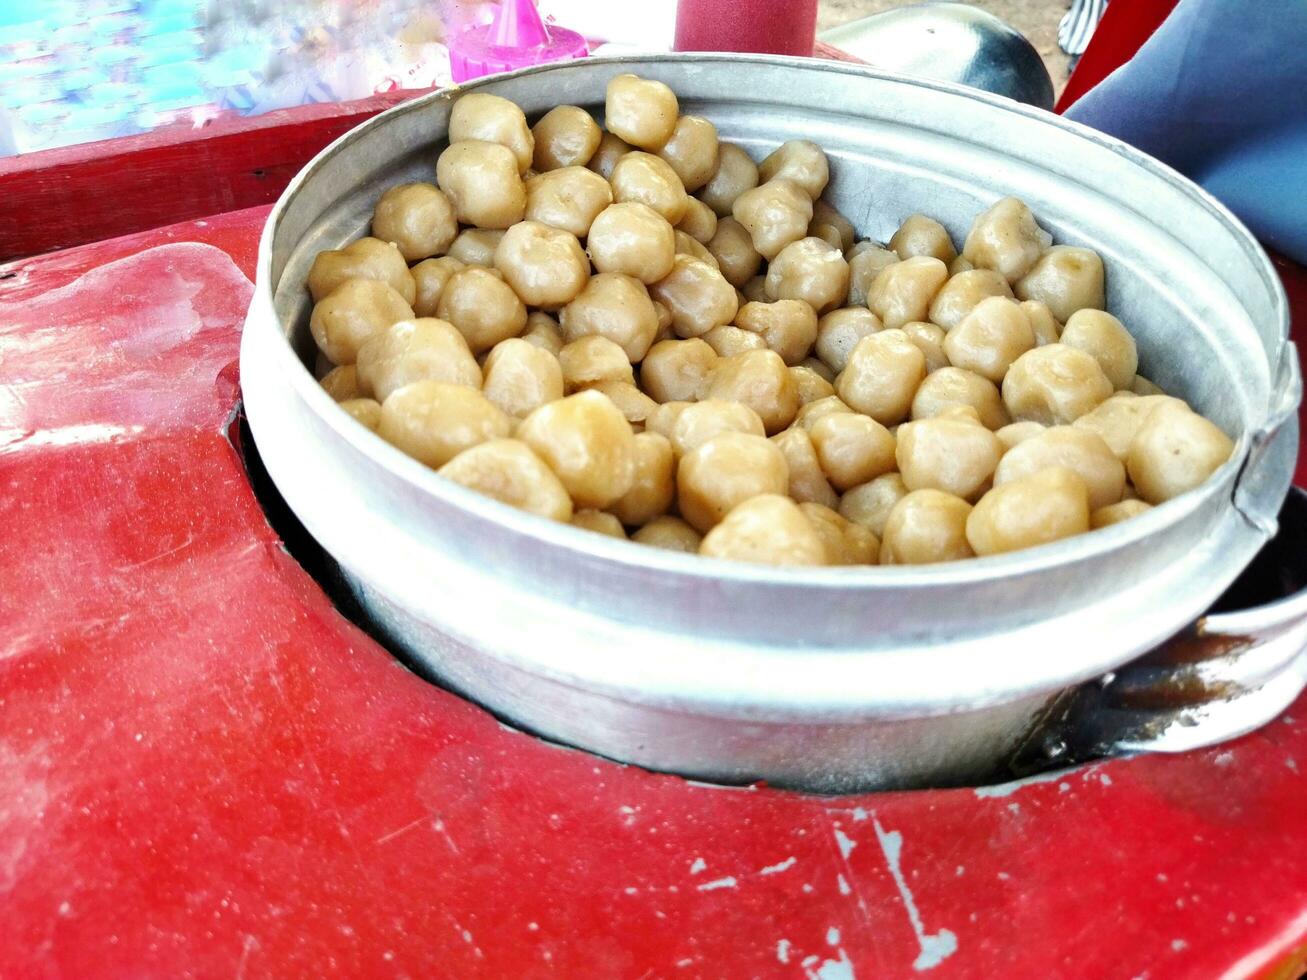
[1066,0,1307,263]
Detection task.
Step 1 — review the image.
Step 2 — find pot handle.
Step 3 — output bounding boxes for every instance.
[1233,341,1301,537]
[1028,487,1307,765]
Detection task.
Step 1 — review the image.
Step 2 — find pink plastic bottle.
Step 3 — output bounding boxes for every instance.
[674,0,819,57]
[447,0,589,83]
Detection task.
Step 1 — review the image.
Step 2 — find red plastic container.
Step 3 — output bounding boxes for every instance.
[674,0,818,56]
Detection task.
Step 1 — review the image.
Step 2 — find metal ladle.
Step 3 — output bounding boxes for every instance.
[821,1,1056,110]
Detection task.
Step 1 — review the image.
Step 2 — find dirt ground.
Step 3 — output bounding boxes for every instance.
[818,0,1072,94]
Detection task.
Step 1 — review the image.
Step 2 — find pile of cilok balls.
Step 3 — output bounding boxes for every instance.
[308,73,1234,567]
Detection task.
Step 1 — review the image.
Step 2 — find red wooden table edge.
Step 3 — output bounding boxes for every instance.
[0,89,425,180]
[0,88,432,262]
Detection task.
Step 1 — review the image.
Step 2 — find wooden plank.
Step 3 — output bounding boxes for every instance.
[0,89,432,261]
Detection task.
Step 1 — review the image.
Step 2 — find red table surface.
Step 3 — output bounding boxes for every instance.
[1,206,1306,978]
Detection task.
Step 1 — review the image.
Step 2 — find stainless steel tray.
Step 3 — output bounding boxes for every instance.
[241,55,1304,791]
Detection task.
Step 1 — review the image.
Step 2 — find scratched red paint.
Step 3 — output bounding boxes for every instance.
[0,212,1305,979]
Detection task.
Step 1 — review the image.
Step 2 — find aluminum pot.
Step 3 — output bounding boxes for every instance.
[241,55,1302,792]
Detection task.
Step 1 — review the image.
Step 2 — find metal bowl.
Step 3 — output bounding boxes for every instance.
[819,1,1056,109]
[241,55,1301,791]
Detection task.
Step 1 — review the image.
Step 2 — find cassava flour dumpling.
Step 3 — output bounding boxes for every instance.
[300,75,1234,568]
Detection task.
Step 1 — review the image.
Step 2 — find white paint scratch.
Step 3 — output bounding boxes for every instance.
[689,857,707,875]
[373,814,460,854]
[827,927,841,946]
[375,815,427,846]
[851,807,868,822]
[777,939,792,964]
[873,818,957,972]
[1213,751,1234,767]
[697,876,738,892]
[433,817,460,855]
[973,769,1066,797]
[1171,939,1187,952]
[1058,782,1070,793]
[113,531,194,573]
[829,820,873,926]
[820,950,856,980]
[684,779,758,792]
[760,856,797,876]
[235,935,256,980]
[804,947,856,980]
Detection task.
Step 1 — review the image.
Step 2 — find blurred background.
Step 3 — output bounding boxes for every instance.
[0,0,1070,157]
